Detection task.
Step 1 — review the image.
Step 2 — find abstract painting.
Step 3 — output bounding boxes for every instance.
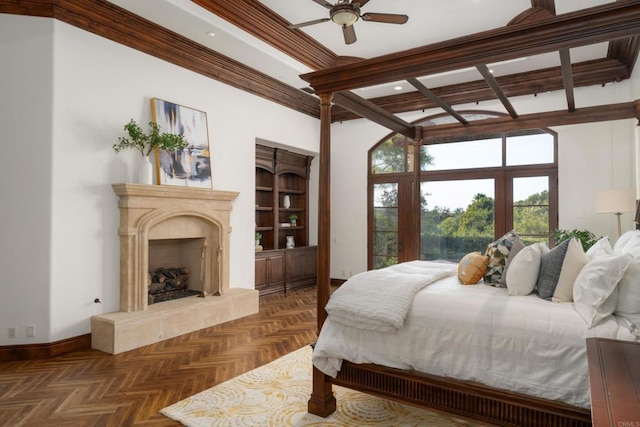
[151,98,212,188]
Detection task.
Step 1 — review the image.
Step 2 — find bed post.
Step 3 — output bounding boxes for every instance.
[308,92,337,417]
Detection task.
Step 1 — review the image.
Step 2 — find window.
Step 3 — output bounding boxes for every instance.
[368,112,558,268]
[372,182,399,268]
[420,179,495,261]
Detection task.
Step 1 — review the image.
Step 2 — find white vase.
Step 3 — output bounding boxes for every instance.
[283,195,291,209]
[137,155,154,185]
[286,235,295,249]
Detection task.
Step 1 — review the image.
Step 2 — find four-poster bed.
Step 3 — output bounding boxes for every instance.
[302,2,640,426]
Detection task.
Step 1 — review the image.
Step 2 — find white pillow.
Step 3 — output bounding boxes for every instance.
[612,231,640,329]
[505,242,547,296]
[614,260,640,329]
[613,230,640,257]
[586,236,613,258]
[552,238,590,303]
[573,253,632,328]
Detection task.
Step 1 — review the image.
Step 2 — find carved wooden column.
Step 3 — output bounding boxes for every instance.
[308,92,337,417]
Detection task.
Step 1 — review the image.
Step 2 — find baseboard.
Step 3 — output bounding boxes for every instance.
[0,334,92,362]
[331,278,346,287]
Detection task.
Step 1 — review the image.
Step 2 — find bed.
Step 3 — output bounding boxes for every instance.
[309,259,636,426]
[300,6,640,424]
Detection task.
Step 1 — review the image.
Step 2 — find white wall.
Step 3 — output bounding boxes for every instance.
[0,14,320,345]
[0,15,54,345]
[329,81,637,280]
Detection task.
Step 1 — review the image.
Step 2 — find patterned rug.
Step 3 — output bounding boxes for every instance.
[161,346,481,426]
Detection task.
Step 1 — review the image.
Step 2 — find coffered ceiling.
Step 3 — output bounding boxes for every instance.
[5,0,640,134]
[105,0,640,133]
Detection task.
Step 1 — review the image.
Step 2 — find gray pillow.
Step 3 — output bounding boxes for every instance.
[536,238,570,300]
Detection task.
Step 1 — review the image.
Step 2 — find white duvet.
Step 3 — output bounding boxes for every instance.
[313,261,636,409]
[325,261,455,332]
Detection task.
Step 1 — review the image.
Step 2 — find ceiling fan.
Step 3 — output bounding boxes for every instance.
[288,0,409,45]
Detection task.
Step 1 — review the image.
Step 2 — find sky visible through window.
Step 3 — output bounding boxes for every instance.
[424,133,552,210]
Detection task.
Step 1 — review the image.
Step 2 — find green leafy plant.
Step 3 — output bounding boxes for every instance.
[550,228,599,251]
[289,214,298,221]
[255,232,262,241]
[112,119,189,156]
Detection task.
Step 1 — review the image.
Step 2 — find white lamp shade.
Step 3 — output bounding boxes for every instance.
[596,189,636,214]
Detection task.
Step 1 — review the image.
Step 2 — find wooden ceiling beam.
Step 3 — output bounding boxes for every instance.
[421,102,636,142]
[191,0,338,70]
[559,49,576,112]
[476,64,518,118]
[0,0,54,16]
[406,77,468,124]
[331,58,629,122]
[333,92,415,138]
[302,2,640,94]
[608,36,640,75]
[531,0,555,15]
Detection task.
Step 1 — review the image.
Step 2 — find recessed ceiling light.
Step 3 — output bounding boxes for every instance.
[206,31,216,37]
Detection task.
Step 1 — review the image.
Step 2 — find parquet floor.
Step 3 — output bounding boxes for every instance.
[0,286,322,426]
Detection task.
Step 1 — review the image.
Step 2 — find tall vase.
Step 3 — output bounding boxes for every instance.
[283,195,291,209]
[286,235,295,249]
[137,155,154,185]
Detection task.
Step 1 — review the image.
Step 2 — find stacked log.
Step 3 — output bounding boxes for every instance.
[148,267,189,295]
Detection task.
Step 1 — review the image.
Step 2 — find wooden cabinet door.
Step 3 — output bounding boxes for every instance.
[255,256,268,290]
[268,253,285,286]
[285,246,317,291]
[255,250,285,296]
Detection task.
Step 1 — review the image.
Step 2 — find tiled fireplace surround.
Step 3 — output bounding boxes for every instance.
[91,184,259,354]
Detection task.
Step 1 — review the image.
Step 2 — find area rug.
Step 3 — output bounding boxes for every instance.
[161,346,481,426]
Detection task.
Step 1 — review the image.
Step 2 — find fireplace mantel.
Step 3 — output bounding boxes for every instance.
[91,183,258,354]
[112,183,239,312]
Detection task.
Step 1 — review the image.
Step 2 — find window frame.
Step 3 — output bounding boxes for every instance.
[367,111,558,269]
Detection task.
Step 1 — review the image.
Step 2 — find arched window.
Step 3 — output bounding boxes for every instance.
[368,111,558,270]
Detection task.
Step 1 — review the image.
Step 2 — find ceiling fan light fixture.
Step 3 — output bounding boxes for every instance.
[331,4,360,26]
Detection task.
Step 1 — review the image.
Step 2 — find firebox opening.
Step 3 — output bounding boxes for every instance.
[148,237,206,304]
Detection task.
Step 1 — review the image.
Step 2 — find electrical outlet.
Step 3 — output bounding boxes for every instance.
[8,327,16,339]
[26,325,35,338]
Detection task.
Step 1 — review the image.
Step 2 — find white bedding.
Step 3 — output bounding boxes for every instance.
[313,261,636,409]
[325,261,455,332]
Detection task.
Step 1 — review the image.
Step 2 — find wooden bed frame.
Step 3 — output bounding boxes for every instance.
[305,107,595,426]
[299,5,640,426]
[319,361,591,426]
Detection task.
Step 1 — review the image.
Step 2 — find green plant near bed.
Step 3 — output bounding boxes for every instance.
[550,229,599,251]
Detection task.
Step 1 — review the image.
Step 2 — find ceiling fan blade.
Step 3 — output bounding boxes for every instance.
[312,0,334,9]
[288,18,331,29]
[343,24,357,45]
[361,13,409,24]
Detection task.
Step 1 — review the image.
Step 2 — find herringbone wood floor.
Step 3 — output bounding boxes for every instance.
[0,286,322,426]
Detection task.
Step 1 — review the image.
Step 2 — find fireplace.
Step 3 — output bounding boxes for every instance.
[91,183,259,354]
[147,238,205,304]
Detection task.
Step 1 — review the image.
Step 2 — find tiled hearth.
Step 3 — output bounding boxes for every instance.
[91,183,258,354]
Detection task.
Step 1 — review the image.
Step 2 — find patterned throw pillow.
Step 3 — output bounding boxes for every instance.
[458,252,489,285]
[483,231,521,286]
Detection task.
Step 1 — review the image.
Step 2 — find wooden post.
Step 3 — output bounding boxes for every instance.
[308,92,337,416]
